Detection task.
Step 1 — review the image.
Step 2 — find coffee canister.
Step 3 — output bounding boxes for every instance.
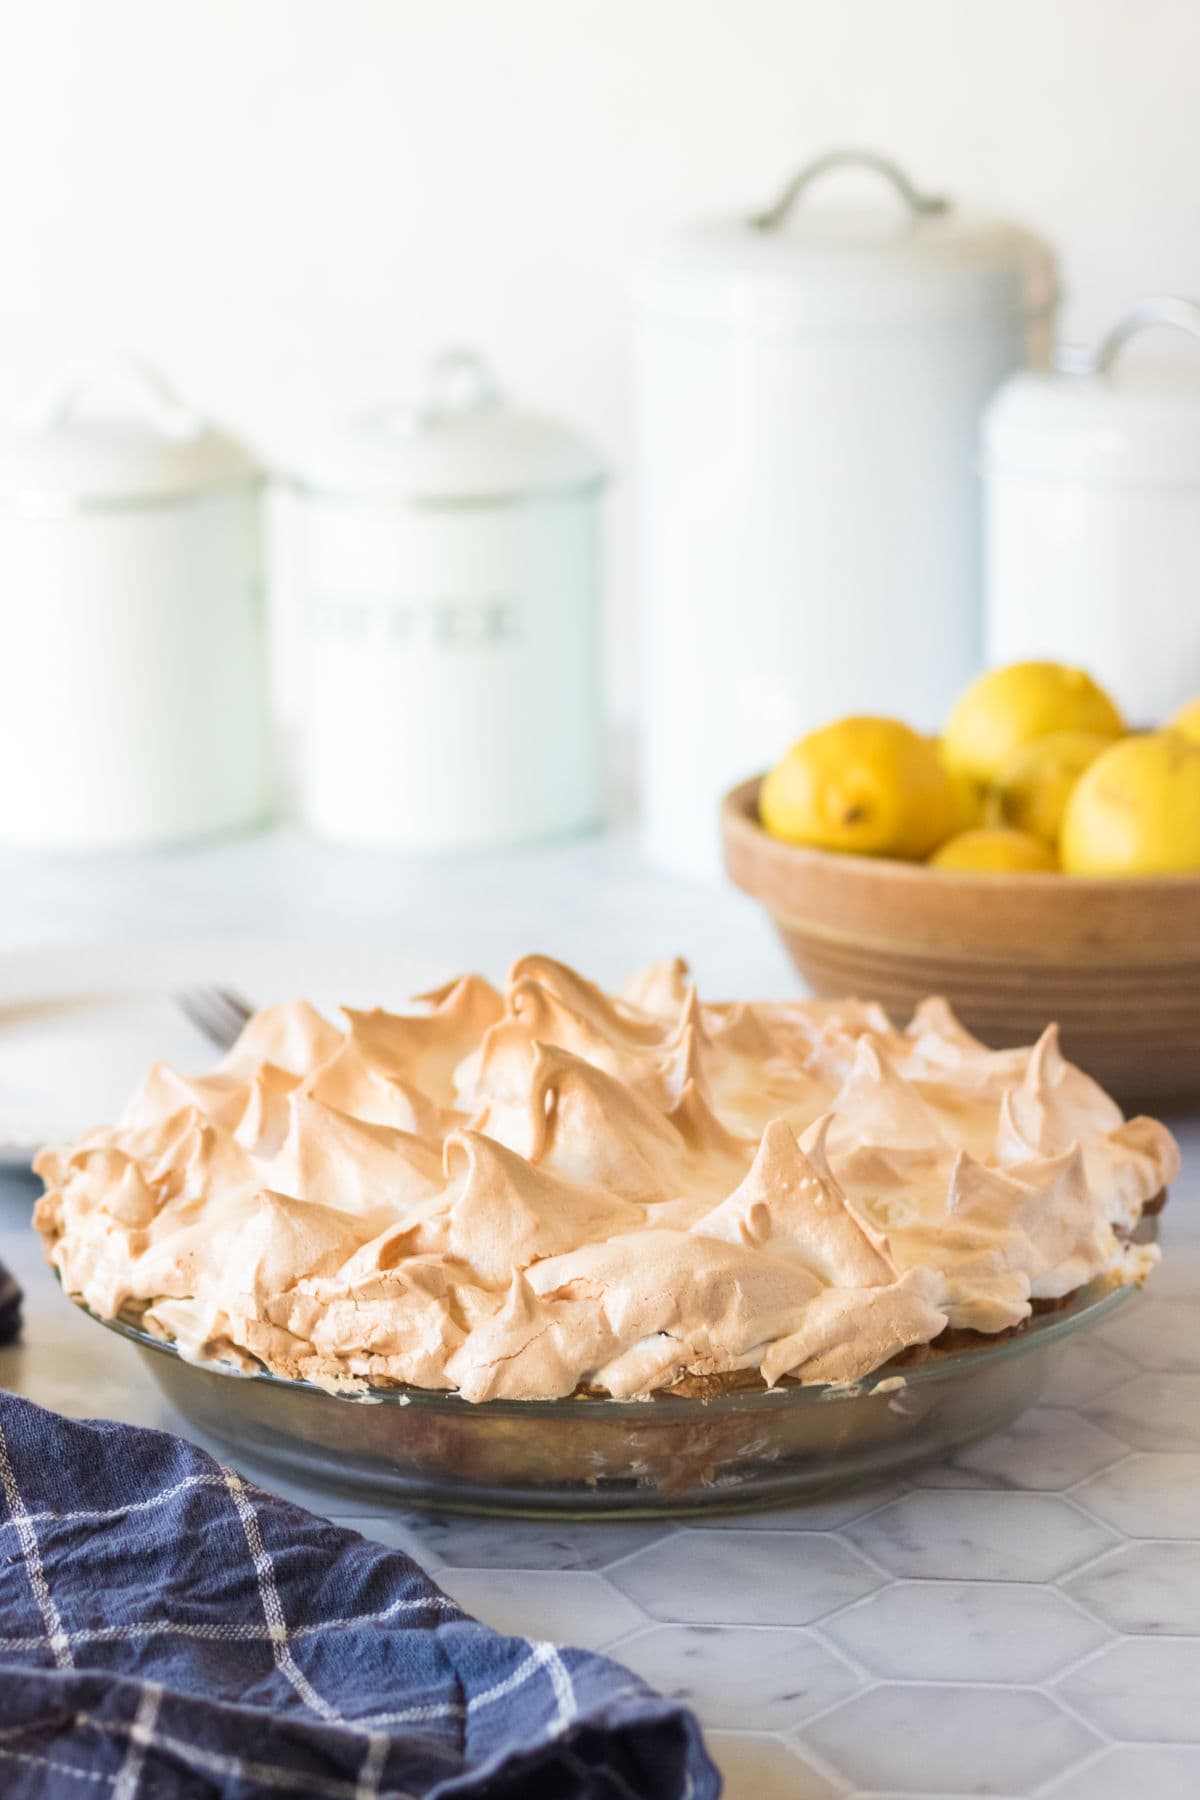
[0,357,268,849]
[984,296,1200,722]
[635,149,1056,876]
[289,351,606,850]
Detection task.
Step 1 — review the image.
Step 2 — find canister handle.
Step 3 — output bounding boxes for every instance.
[38,354,202,440]
[420,350,501,421]
[1054,296,1200,376]
[751,149,949,232]
[371,350,503,439]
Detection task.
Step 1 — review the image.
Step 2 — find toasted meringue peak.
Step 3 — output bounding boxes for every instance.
[907,995,985,1052]
[900,999,1027,1092]
[827,1038,952,1154]
[619,956,694,1017]
[413,971,505,1021]
[120,1060,251,1135]
[655,1021,708,1108]
[221,1000,344,1079]
[511,954,663,1041]
[340,998,480,1103]
[261,1093,443,1214]
[698,1118,894,1289]
[1002,1024,1124,1153]
[666,1078,753,1170]
[444,1273,577,1403]
[230,1190,382,1296]
[234,1062,305,1158]
[516,1043,691,1199]
[1110,1116,1182,1193]
[437,1130,644,1285]
[761,1266,947,1387]
[525,1227,824,1361]
[949,1145,1113,1292]
[35,960,1175,1401]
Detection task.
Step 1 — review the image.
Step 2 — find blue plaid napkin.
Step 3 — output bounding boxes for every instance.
[0,1393,718,1798]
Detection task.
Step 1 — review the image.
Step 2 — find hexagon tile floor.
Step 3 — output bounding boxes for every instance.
[3,1179,1199,1799]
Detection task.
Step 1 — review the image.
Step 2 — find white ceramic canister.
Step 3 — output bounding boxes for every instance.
[0,358,268,849]
[635,149,1057,877]
[289,352,606,849]
[984,296,1200,722]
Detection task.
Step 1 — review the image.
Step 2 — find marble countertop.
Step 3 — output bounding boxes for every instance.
[1,824,1198,1799]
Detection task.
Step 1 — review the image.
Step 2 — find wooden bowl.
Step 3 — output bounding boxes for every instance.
[721,776,1200,1111]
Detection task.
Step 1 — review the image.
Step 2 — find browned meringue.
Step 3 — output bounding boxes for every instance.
[34,956,1178,1401]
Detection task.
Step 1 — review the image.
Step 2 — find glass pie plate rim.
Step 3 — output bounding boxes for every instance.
[75,1254,1147,1419]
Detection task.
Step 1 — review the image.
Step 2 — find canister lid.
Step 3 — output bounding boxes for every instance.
[984,297,1200,486]
[635,149,1056,330]
[0,356,259,506]
[291,351,606,504]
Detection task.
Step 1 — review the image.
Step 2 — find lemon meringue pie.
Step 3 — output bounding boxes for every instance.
[35,956,1177,1402]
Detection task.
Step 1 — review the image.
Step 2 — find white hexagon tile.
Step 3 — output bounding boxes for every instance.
[3,1144,1199,1800]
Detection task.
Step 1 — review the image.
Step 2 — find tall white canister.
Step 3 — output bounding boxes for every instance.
[984,297,1200,722]
[0,358,268,848]
[635,150,1056,876]
[290,352,606,850]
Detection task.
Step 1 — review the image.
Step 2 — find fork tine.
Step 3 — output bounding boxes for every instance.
[176,986,256,1052]
[214,987,255,1033]
[174,990,227,1049]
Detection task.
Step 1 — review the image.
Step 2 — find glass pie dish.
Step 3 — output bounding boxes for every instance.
[79,1243,1150,1519]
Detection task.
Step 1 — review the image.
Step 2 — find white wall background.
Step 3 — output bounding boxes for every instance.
[1,0,1198,724]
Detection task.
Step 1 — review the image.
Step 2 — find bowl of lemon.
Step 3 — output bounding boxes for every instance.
[721,662,1200,1107]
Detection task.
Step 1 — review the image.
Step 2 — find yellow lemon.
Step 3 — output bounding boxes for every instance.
[761,716,959,859]
[1060,731,1200,875]
[991,729,1114,847]
[932,737,985,832]
[929,827,1058,873]
[1169,695,1200,745]
[943,662,1124,786]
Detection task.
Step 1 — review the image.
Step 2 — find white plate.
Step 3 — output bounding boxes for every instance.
[0,938,454,1167]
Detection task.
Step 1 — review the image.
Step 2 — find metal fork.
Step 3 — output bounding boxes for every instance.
[175,986,255,1052]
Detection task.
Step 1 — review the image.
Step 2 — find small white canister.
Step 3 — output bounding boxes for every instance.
[0,358,268,849]
[289,352,606,850]
[984,297,1200,722]
[635,149,1056,877]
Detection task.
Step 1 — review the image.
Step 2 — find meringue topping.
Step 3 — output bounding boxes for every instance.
[34,957,1178,1400]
